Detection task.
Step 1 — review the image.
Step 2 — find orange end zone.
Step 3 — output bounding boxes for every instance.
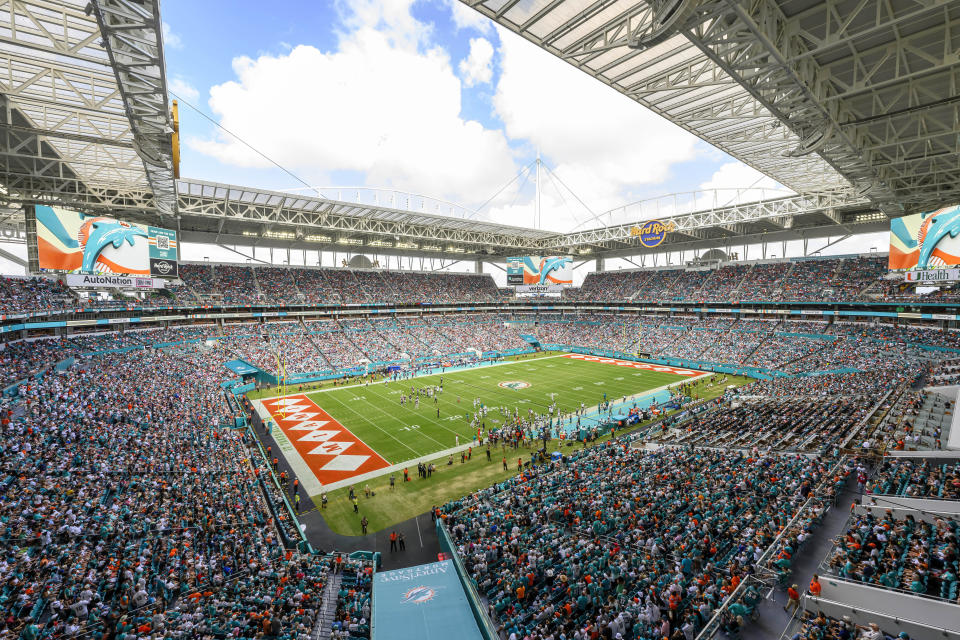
[561,353,702,376]
[262,394,390,486]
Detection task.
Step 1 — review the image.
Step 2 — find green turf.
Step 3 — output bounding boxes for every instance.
[245,351,558,401]
[297,352,691,466]
[313,373,755,535]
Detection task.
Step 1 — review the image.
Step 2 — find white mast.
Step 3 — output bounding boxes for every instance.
[534,149,542,229]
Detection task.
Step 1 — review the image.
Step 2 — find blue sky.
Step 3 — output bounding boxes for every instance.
[160,0,786,233]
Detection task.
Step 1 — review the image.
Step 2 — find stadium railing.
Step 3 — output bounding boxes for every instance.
[791,594,960,640]
[695,455,850,640]
[838,386,898,450]
[243,418,311,550]
[436,519,501,640]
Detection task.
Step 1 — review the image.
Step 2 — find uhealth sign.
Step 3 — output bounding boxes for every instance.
[631,220,676,248]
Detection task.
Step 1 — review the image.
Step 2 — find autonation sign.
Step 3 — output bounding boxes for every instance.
[65,274,166,289]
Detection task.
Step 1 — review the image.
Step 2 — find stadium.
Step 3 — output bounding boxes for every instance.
[0,0,959,638]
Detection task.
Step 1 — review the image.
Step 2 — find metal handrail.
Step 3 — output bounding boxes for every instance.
[693,455,850,640]
[781,594,960,640]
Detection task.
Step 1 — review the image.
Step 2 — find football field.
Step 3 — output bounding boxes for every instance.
[256,352,705,494]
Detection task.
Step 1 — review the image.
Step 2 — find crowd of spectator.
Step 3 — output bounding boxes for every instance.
[564,256,926,304]
[867,459,960,500]
[661,397,871,452]
[4,313,957,389]
[3,256,960,639]
[8,253,960,313]
[825,511,959,602]
[0,341,351,638]
[0,276,73,314]
[927,357,960,386]
[441,446,837,640]
[788,611,906,640]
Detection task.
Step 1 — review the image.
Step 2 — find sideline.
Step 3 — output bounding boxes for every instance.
[558,370,713,433]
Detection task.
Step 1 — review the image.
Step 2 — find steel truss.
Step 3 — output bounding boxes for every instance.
[547,190,875,253]
[88,0,175,215]
[462,0,960,213]
[170,179,877,259]
[175,179,556,257]
[0,0,172,214]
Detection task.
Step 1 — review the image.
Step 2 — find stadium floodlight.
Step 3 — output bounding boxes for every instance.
[263,231,295,240]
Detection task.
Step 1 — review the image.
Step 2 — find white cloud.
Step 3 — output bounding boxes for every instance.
[161,22,182,49]
[458,37,494,87]
[489,28,702,229]
[338,0,431,51]
[444,0,494,34]
[188,2,517,205]
[168,76,199,103]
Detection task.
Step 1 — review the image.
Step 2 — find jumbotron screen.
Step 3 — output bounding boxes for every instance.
[889,204,960,271]
[505,255,573,286]
[32,204,179,277]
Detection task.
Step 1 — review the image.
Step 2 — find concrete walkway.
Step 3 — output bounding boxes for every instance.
[736,474,856,640]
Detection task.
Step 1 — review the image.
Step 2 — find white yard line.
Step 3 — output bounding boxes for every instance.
[305,372,720,494]
[304,439,493,494]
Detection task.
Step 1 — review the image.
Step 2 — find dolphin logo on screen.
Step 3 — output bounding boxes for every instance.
[917,208,960,269]
[79,218,148,273]
[538,256,572,284]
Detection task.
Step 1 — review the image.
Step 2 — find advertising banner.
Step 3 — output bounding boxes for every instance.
[904,268,960,283]
[889,204,960,270]
[65,274,166,289]
[34,204,179,277]
[514,284,563,298]
[506,256,572,285]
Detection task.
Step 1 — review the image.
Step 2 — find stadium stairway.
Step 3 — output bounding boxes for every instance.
[250,266,265,298]
[735,473,857,640]
[740,331,771,365]
[298,318,335,369]
[286,267,306,299]
[781,340,835,370]
[377,270,399,302]
[313,571,342,640]
[336,319,373,360]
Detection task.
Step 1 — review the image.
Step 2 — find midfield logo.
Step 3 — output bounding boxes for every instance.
[498,380,531,390]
